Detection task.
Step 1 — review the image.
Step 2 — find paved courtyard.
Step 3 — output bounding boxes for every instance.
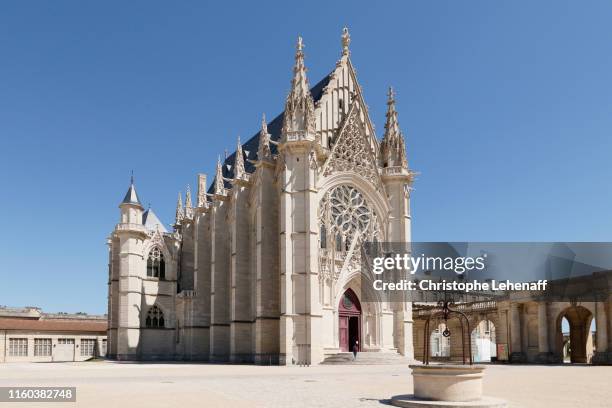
[0,361,610,408]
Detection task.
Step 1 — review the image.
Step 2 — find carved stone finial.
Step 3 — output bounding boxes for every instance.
[261,113,268,134]
[387,86,395,104]
[197,173,207,207]
[342,27,351,56]
[184,185,193,219]
[234,135,246,179]
[175,191,184,225]
[297,36,303,52]
[185,185,192,208]
[258,113,272,160]
[214,156,225,195]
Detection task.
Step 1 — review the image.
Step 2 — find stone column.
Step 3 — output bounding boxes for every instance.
[593,301,609,364]
[535,302,551,363]
[520,305,529,358]
[537,303,549,352]
[509,302,524,362]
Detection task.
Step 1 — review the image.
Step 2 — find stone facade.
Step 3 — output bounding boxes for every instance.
[107,29,416,364]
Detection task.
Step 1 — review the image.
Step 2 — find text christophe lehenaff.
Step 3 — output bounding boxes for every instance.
[371,253,548,293]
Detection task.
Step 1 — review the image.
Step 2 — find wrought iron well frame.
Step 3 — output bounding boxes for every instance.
[423,300,473,365]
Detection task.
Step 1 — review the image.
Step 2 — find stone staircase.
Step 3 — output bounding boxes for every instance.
[321,351,411,365]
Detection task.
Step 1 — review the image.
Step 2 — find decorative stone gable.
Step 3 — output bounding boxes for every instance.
[321,101,381,188]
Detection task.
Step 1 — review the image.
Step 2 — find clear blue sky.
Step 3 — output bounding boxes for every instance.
[1,1,612,314]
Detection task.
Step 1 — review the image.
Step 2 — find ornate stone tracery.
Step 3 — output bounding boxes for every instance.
[318,184,381,281]
[322,103,380,187]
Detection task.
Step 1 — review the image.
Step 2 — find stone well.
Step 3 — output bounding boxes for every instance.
[390,364,507,408]
[412,364,484,401]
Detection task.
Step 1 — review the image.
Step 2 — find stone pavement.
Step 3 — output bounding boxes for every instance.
[0,361,610,408]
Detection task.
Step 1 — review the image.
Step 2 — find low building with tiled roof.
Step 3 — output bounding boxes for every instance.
[0,306,107,363]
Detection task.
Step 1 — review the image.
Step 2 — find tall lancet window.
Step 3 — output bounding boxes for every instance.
[147,247,165,280]
[145,305,164,328]
[336,233,343,252]
[320,225,327,249]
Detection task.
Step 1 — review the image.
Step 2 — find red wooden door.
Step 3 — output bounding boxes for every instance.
[339,316,349,352]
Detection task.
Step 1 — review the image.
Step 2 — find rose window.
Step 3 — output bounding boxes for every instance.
[319,185,380,253]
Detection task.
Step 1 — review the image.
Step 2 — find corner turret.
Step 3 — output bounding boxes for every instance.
[119,175,144,225]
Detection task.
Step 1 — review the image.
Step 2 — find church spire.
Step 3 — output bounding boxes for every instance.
[282,36,316,139]
[234,136,246,179]
[175,191,184,225]
[380,87,408,168]
[258,113,272,160]
[214,156,225,195]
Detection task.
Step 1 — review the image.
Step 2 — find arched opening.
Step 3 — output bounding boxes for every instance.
[561,316,571,362]
[338,288,361,352]
[557,306,594,363]
[145,305,165,328]
[430,322,450,358]
[335,233,343,252]
[146,247,165,280]
[471,319,497,362]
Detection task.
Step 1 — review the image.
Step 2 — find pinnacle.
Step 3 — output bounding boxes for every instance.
[283,35,316,136]
[261,113,268,134]
[235,135,245,178]
[381,86,408,168]
[185,185,192,208]
[214,156,225,194]
[175,191,184,224]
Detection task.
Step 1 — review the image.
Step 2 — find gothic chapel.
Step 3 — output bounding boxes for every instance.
[107,29,415,364]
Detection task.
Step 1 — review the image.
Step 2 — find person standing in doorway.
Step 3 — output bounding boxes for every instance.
[353,340,359,360]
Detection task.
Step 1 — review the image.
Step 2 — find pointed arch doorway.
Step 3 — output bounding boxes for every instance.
[339,288,362,352]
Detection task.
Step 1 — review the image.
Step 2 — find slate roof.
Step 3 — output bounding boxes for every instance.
[208,73,332,194]
[143,208,168,233]
[121,183,142,207]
